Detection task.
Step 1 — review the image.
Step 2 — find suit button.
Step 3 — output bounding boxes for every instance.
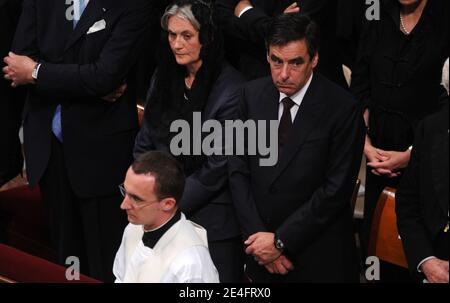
[269,187,278,194]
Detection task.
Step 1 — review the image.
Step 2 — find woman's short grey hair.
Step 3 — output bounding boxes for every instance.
[161,4,200,32]
[442,57,449,95]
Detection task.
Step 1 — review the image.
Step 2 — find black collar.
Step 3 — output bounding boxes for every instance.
[142,210,182,249]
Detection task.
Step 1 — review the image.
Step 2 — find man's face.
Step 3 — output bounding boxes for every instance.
[267,39,318,96]
[120,168,162,230]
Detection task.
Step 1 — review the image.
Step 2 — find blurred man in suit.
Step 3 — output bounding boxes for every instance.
[229,13,365,282]
[0,0,24,187]
[3,0,154,281]
[396,58,449,283]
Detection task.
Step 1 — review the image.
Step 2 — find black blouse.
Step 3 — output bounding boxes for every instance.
[351,0,449,151]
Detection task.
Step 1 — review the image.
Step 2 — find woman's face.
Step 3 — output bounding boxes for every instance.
[167,15,202,68]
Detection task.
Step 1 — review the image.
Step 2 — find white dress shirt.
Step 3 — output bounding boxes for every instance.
[278,74,313,122]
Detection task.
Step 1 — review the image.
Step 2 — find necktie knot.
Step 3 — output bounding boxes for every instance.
[282,97,295,111]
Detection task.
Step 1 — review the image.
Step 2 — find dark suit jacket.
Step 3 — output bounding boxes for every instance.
[216,0,347,86]
[11,0,154,197]
[0,0,24,186]
[134,63,244,242]
[396,101,449,276]
[229,73,365,282]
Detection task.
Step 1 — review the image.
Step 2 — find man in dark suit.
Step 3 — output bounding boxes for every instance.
[0,0,24,187]
[216,0,347,87]
[229,13,365,282]
[396,59,449,284]
[2,0,154,281]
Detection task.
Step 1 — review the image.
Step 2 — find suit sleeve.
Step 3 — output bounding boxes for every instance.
[300,0,330,16]
[35,0,153,98]
[277,99,365,255]
[396,121,434,274]
[216,0,330,46]
[227,86,267,238]
[133,72,158,157]
[215,0,270,46]
[11,0,40,60]
[178,82,242,215]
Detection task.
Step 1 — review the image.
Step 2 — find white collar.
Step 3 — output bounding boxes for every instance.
[279,73,313,106]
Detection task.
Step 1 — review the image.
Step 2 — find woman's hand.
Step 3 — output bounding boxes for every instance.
[367,148,411,178]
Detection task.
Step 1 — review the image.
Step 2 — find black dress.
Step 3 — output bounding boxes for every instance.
[351,0,449,255]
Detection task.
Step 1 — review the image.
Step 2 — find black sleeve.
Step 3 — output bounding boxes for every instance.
[396,121,434,274]
[11,0,40,60]
[216,0,270,46]
[179,82,242,214]
[133,72,158,157]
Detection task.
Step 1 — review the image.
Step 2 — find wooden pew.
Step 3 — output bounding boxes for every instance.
[368,187,408,268]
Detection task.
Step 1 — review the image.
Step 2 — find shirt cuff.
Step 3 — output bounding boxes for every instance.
[238,6,253,18]
[417,256,437,273]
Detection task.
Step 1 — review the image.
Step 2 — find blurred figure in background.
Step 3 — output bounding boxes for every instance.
[396,58,449,284]
[351,0,449,264]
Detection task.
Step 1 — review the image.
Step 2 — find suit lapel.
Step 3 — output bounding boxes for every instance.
[270,74,325,185]
[254,80,279,178]
[260,82,279,121]
[64,0,110,52]
[430,129,449,216]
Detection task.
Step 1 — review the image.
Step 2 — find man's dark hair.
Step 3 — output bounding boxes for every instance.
[132,151,185,203]
[266,13,319,59]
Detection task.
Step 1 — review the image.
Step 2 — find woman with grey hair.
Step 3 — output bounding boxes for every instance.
[134,0,245,282]
[396,57,449,283]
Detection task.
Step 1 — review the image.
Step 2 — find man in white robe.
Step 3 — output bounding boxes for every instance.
[113,151,219,283]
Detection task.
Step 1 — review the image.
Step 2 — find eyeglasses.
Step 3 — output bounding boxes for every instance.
[119,183,161,209]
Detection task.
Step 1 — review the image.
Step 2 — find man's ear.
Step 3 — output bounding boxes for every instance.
[160,198,177,211]
[266,46,271,64]
[312,52,319,69]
